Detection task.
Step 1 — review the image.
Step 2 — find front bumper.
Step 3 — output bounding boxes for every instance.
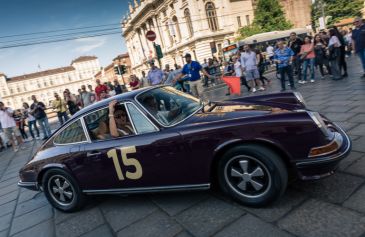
[17,181,40,191]
[295,123,352,180]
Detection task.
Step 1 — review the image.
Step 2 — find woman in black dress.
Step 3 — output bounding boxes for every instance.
[314,34,331,78]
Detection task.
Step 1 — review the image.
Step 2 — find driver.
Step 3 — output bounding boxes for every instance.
[142,95,181,125]
[108,100,134,138]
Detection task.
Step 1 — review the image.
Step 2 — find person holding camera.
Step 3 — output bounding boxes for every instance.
[31,95,52,140]
[0,102,24,152]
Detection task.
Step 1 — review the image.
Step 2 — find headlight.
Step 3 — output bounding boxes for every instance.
[294,92,306,106]
[307,111,331,137]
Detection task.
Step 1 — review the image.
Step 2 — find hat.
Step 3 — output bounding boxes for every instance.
[184,53,192,58]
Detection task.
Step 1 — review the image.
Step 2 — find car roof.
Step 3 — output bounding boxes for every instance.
[73,86,154,117]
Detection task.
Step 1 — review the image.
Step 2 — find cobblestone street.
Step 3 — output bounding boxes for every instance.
[1,56,365,237]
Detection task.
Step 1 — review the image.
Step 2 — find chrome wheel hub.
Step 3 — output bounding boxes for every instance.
[48,175,74,206]
[225,156,271,198]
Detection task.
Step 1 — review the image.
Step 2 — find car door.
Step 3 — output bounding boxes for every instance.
[79,102,194,192]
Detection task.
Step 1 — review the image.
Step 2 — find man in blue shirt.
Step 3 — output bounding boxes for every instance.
[352,17,365,78]
[274,40,296,91]
[147,61,164,86]
[175,53,212,98]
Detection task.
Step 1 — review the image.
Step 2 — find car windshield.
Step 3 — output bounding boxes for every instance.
[137,86,201,126]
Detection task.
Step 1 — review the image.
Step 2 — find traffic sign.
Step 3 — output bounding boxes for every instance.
[146,30,157,42]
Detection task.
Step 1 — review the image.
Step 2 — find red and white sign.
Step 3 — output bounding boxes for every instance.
[145,30,157,42]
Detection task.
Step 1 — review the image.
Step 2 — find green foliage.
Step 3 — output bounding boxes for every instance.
[237,25,264,40]
[312,0,363,27]
[237,0,293,40]
[253,0,293,31]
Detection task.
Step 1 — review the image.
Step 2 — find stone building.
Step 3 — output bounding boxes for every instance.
[121,0,255,75]
[0,56,100,109]
[279,0,312,28]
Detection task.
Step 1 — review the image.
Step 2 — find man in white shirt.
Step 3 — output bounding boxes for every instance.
[0,102,24,152]
[266,44,274,64]
[240,45,265,93]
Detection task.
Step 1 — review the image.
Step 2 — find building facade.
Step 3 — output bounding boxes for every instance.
[0,56,100,109]
[279,0,312,28]
[122,0,255,75]
[95,53,132,85]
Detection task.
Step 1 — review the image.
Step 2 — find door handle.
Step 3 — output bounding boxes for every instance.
[86,151,101,157]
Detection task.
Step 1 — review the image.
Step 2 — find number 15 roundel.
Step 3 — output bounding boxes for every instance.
[107,146,143,181]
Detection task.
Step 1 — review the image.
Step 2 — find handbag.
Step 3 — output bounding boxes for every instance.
[328,46,340,60]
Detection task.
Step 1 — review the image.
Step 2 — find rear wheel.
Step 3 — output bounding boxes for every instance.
[217,144,288,206]
[42,169,86,212]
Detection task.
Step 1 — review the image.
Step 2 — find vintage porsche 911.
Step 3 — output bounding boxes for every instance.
[18,86,351,212]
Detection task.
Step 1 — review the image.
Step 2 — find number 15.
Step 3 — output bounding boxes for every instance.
[107,146,142,181]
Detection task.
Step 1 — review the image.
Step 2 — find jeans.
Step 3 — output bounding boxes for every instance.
[302,58,315,81]
[37,117,52,138]
[57,112,69,125]
[293,56,302,80]
[279,65,295,90]
[357,48,365,73]
[28,120,40,138]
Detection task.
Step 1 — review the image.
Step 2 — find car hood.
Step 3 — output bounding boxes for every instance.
[185,101,293,124]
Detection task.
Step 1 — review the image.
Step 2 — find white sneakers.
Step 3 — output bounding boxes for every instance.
[251,87,265,93]
[310,80,315,83]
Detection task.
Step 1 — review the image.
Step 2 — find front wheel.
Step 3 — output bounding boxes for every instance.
[42,169,86,212]
[217,144,288,206]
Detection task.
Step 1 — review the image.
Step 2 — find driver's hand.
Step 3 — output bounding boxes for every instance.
[109,100,117,114]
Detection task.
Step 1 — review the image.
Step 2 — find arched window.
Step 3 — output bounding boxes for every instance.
[184,9,194,37]
[172,16,182,42]
[205,2,219,32]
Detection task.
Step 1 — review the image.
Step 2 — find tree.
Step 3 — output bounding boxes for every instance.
[253,0,293,31]
[312,0,363,27]
[237,0,293,39]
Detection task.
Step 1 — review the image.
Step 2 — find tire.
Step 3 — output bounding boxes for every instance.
[42,169,86,212]
[217,144,288,207]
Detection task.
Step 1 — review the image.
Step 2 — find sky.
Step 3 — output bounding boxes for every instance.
[0,0,129,77]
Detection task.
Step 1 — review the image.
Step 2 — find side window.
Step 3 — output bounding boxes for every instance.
[54,119,86,144]
[127,103,158,134]
[84,104,135,141]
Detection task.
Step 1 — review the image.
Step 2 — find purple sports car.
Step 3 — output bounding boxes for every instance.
[18,86,351,212]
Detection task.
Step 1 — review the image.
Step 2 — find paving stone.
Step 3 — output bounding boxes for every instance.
[338,151,365,171]
[175,231,194,237]
[321,106,355,113]
[278,199,365,237]
[0,230,7,237]
[14,193,48,217]
[0,200,16,218]
[215,214,293,237]
[335,122,359,132]
[349,105,365,113]
[11,219,54,237]
[17,189,40,204]
[0,190,18,206]
[0,171,20,182]
[151,191,209,216]
[80,225,113,237]
[322,112,356,122]
[176,197,244,237]
[10,205,53,235]
[349,114,365,123]
[243,189,307,222]
[100,196,157,232]
[0,177,19,189]
[353,136,365,153]
[0,213,12,232]
[292,172,364,204]
[0,183,18,198]
[345,156,365,177]
[116,211,182,237]
[343,184,365,214]
[348,124,365,136]
[56,207,104,237]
